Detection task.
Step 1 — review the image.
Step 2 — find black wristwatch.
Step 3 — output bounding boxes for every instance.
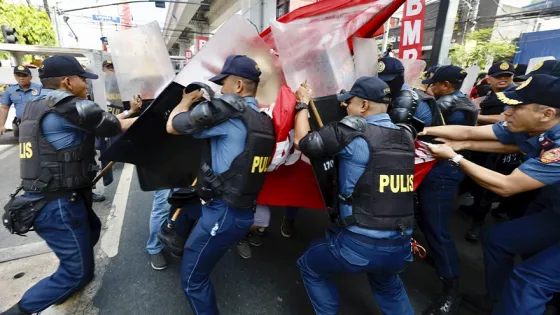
[295,101,309,113]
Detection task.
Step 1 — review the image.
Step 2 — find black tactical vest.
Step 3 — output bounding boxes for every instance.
[197,100,276,209]
[437,93,478,126]
[19,96,97,193]
[414,89,445,127]
[339,124,416,231]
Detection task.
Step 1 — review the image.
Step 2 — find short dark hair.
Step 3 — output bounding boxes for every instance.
[241,78,258,97]
[40,76,65,89]
[450,82,463,91]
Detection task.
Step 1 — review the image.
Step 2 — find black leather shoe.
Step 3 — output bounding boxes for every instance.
[1,303,31,315]
[158,228,186,258]
[422,279,461,315]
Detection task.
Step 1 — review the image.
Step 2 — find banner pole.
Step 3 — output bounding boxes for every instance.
[93,161,115,185]
[302,81,324,128]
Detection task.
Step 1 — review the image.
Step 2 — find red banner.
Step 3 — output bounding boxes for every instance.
[256,85,437,209]
[398,0,426,59]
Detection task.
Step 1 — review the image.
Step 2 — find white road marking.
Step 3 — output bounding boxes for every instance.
[0,145,17,161]
[100,163,135,258]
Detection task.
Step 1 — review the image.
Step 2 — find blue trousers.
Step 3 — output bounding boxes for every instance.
[417,162,464,280]
[181,200,254,315]
[19,196,98,313]
[493,242,560,315]
[147,189,171,255]
[482,206,560,304]
[297,228,414,315]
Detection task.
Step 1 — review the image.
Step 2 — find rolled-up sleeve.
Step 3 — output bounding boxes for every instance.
[1,89,12,106]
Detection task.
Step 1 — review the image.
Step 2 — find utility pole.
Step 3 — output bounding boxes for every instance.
[43,0,52,21]
[382,19,390,53]
[430,0,460,66]
[53,2,62,46]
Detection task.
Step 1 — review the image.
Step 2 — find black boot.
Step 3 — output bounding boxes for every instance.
[158,227,186,258]
[1,303,31,315]
[422,278,462,315]
[465,221,483,242]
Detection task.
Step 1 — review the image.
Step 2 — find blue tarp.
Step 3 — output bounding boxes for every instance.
[514,29,560,64]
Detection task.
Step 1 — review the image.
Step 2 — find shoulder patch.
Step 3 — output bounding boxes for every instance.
[541,148,560,164]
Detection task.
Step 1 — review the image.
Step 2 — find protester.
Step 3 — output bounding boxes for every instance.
[166,55,276,314]
[2,55,140,315]
[422,74,560,315]
[147,189,172,270]
[294,77,415,314]
[0,66,41,137]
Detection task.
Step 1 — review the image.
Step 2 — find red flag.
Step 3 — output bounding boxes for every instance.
[257,85,437,209]
[259,0,406,52]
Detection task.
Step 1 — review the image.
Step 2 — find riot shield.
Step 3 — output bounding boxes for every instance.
[526,56,555,74]
[106,21,175,102]
[101,16,276,191]
[353,37,379,77]
[460,66,480,95]
[104,72,124,111]
[399,59,427,88]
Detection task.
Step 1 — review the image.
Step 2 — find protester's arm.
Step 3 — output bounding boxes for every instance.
[434,138,521,154]
[294,85,313,149]
[419,124,497,141]
[428,144,546,197]
[477,113,505,125]
[116,94,142,120]
[167,90,204,135]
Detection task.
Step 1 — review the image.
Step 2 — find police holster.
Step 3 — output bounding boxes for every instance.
[196,163,226,204]
[12,117,21,138]
[2,186,48,236]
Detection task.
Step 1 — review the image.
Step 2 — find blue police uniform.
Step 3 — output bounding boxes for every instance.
[19,88,102,312]
[1,83,42,119]
[297,113,414,315]
[297,76,415,315]
[480,121,560,314]
[416,90,469,281]
[175,97,258,314]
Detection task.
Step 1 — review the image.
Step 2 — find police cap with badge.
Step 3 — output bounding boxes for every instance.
[422,65,468,85]
[515,60,560,82]
[377,57,405,82]
[337,76,392,104]
[102,59,114,69]
[496,74,560,108]
[14,65,31,76]
[39,56,99,79]
[488,61,515,78]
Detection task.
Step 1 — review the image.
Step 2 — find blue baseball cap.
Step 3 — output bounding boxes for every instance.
[377,57,405,82]
[488,61,515,77]
[515,60,560,81]
[14,65,31,76]
[39,55,98,79]
[337,76,392,104]
[209,55,261,85]
[421,65,467,85]
[496,74,560,108]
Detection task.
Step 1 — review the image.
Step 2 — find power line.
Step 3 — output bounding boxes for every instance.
[60,0,210,13]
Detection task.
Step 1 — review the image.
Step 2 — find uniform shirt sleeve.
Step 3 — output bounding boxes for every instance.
[518,155,560,186]
[413,100,433,126]
[492,121,517,145]
[192,121,230,139]
[1,88,12,106]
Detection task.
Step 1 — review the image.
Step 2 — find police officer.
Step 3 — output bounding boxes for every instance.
[102,59,114,73]
[294,76,415,314]
[0,65,41,136]
[166,55,275,314]
[477,61,517,125]
[422,74,560,314]
[417,65,478,315]
[377,57,443,129]
[2,55,140,315]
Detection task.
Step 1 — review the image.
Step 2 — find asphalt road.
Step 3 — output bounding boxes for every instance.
[0,135,487,314]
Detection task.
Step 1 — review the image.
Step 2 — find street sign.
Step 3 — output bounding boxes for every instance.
[92,14,121,23]
[155,1,165,8]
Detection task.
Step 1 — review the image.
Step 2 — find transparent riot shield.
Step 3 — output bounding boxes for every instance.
[106,21,175,101]
[460,65,480,95]
[104,72,123,110]
[399,59,427,87]
[353,37,379,78]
